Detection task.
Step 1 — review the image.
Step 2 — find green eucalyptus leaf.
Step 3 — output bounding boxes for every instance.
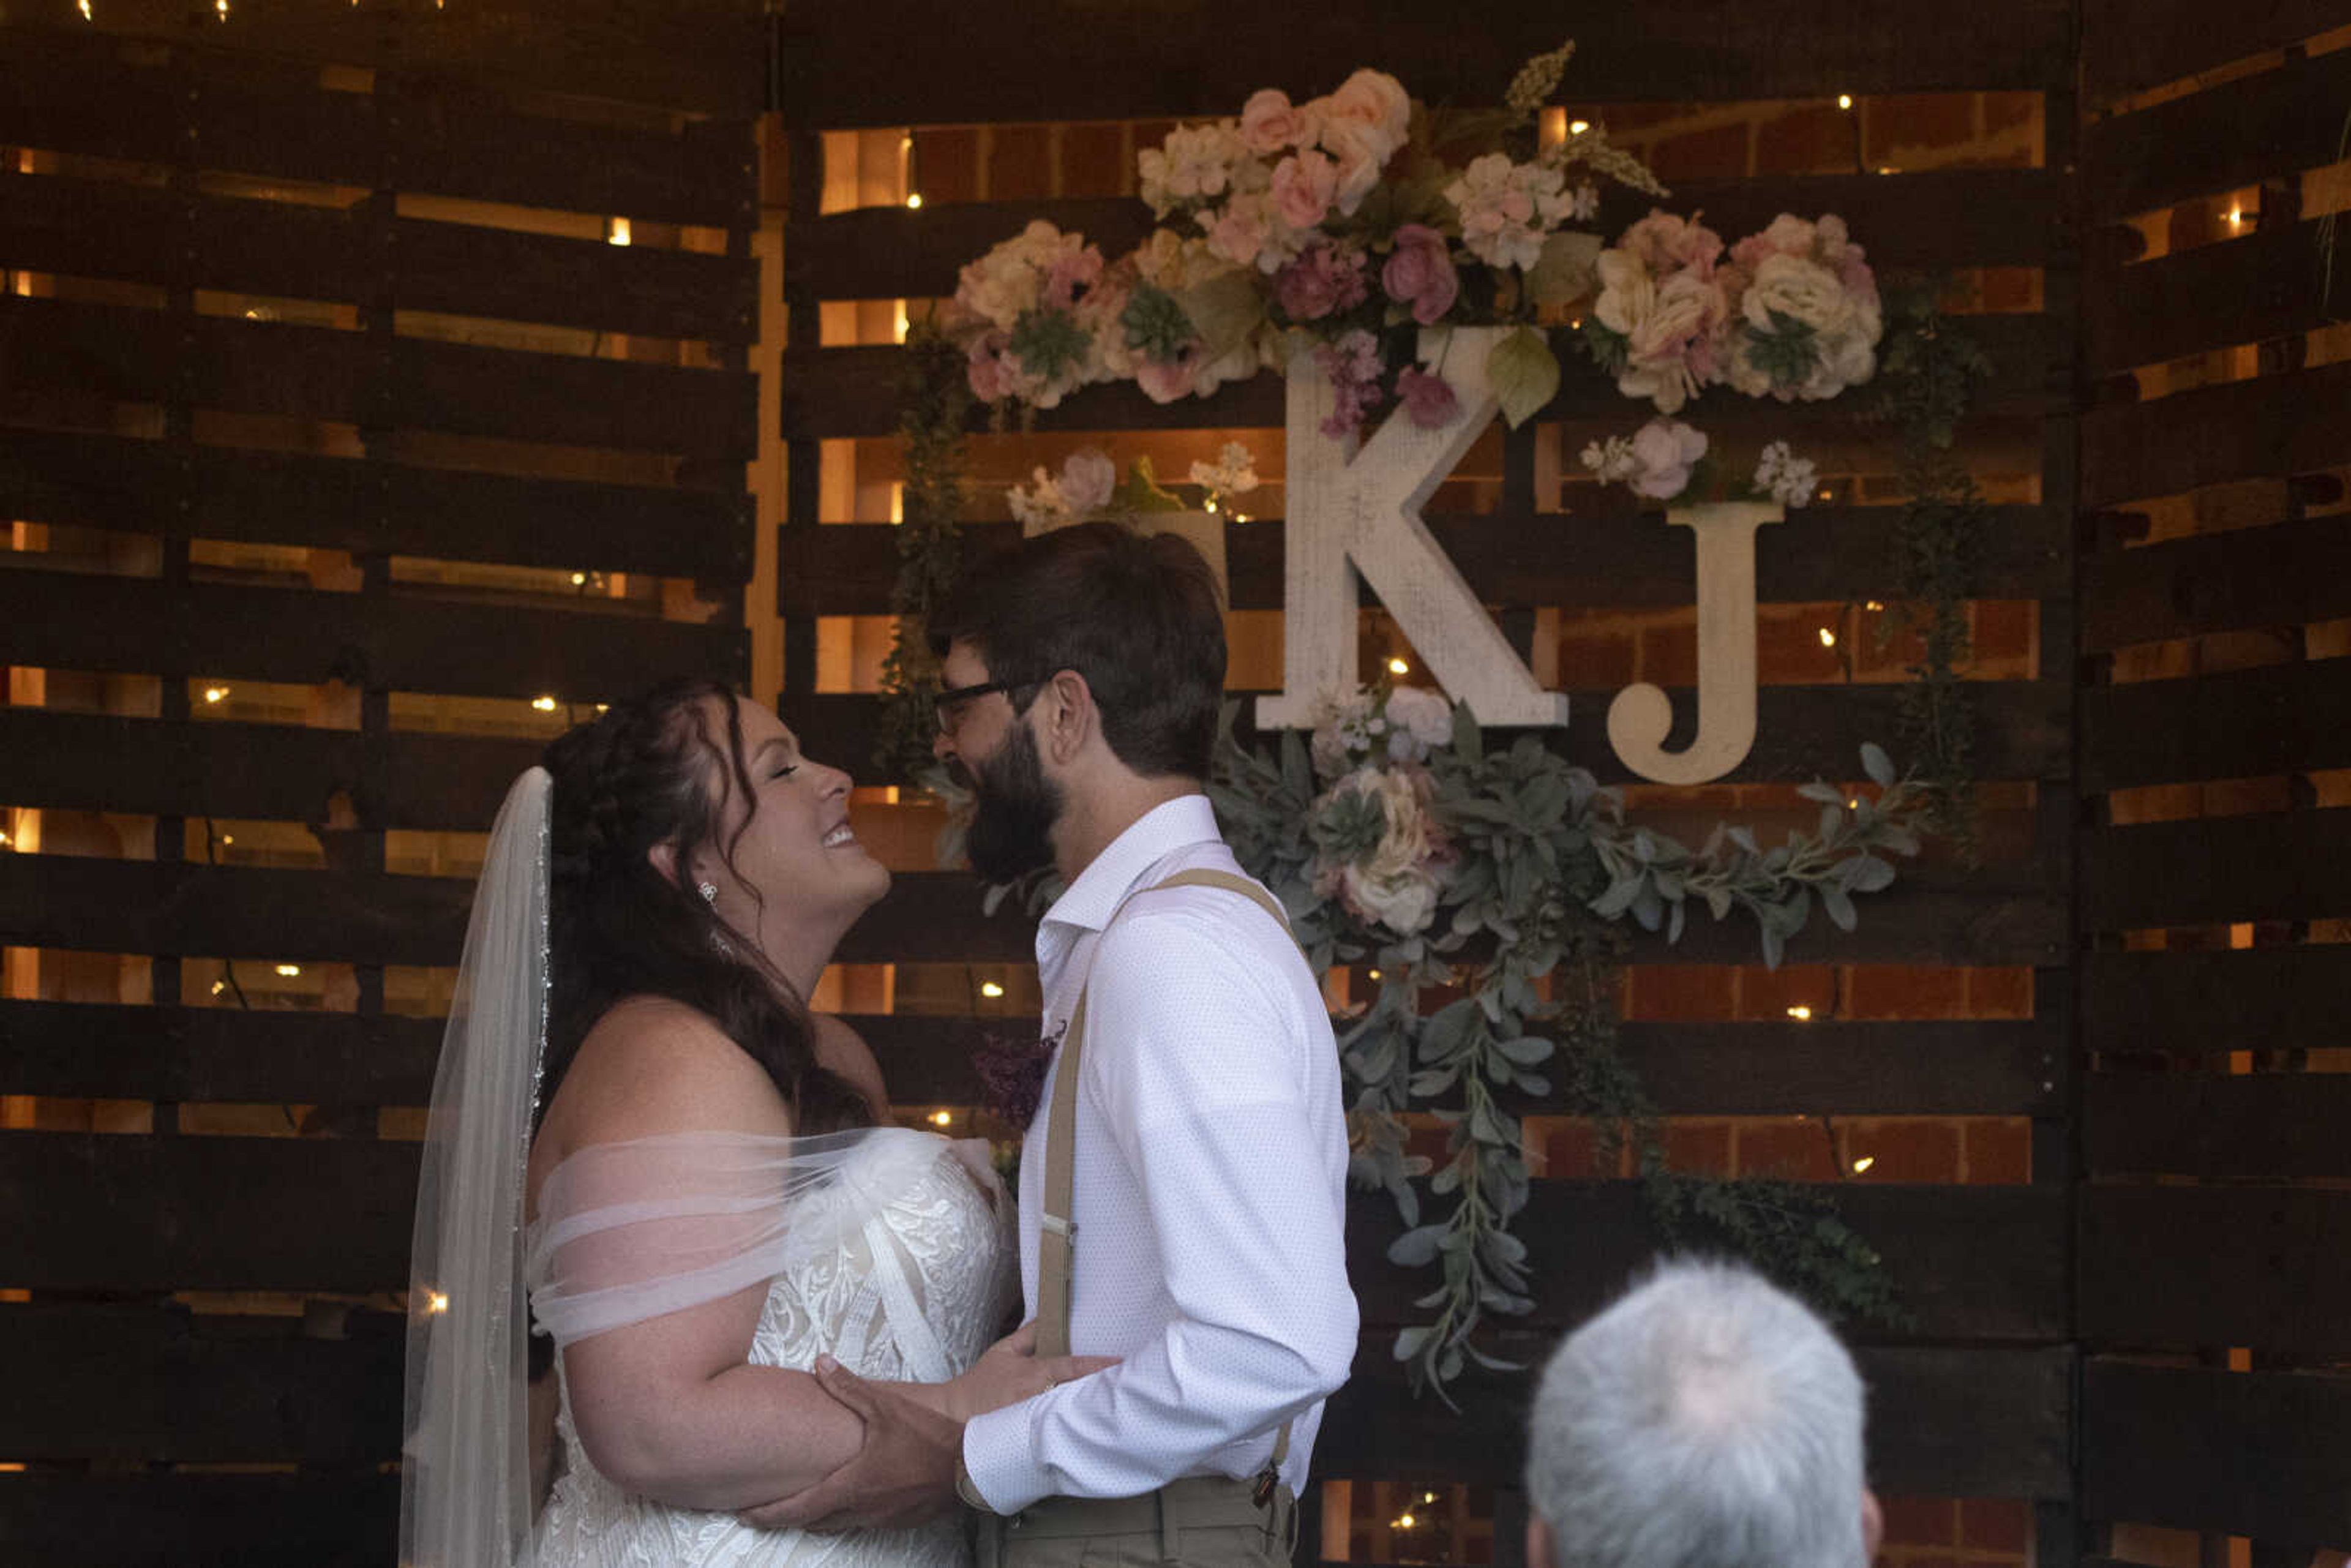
[1488,325,1561,430]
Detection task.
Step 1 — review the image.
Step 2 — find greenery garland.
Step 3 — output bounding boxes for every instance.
[871,320,975,784]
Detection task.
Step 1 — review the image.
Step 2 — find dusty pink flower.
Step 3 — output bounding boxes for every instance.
[1136,351,1199,404]
[966,336,1017,402]
[1380,224,1460,326]
[1619,209,1725,278]
[1313,329,1387,440]
[1321,69,1413,158]
[1270,149,1341,230]
[1239,88,1319,155]
[1204,193,1275,269]
[1396,366,1460,429]
[1275,242,1368,322]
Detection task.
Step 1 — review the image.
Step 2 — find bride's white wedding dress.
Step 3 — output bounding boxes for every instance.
[528,1128,1019,1568]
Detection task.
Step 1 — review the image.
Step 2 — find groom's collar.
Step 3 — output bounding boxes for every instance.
[1041,793,1221,934]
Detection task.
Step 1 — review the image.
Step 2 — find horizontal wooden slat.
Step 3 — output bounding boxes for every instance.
[2082,359,2351,509]
[2085,215,2351,374]
[797,170,2067,300]
[0,1303,403,1463]
[0,999,441,1106]
[781,314,2063,440]
[2081,807,2351,931]
[786,684,2070,791]
[2081,46,2351,219]
[1322,1336,2072,1498]
[0,173,757,343]
[775,1,2073,127]
[0,296,756,460]
[855,1009,2066,1119]
[0,569,743,699]
[2087,1074,2351,1180]
[0,711,541,830]
[0,427,748,579]
[1354,1181,2065,1340]
[2082,1359,2351,1543]
[0,28,751,225]
[2080,658,2351,793]
[2081,513,2351,651]
[780,505,2069,615]
[0,1472,395,1568]
[0,855,470,968]
[2082,0,2350,96]
[2081,945,2351,1057]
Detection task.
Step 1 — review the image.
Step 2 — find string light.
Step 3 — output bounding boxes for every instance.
[1837,93,1853,110]
[211,980,227,996]
[1387,656,1411,675]
[1367,969,1382,981]
[1395,1514,1417,1531]
[1786,1005,1813,1021]
[531,696,558,712]
[215,0,228,18]
[1422,1493,1438,1504]
[570,572,588,586]
[78,0,92,17]
[928,1109,953,1127]
[1865,600,1884,612]
[425,1291,450,1315]
[1567,120,1589,135]
[1817,627,1837,648]
[0,829,12,848]
[275,964,301,978]
[606,217,631,247]
[980,981,1005,999]
[1204,497,1219,514]
[2226,207,2244,228]
[1851,1156,1875,1174]
[905,192,924,209]
[220,835,233,846]
[203,686,230,703]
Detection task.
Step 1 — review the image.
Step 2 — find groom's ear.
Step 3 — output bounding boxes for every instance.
[1040,669,1095,766]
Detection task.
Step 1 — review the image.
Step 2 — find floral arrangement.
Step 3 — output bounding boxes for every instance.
[1004,441,1261,531]
[1212,686,1926,1392]
[940,42,1885,467]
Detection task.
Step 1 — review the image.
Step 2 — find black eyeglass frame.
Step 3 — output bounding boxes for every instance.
[931,675,1046,735]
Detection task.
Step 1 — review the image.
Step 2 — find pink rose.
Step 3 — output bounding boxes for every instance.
[1239,88,1318,155]
[1271,150,1340,230]
[1322,68,1412,157]
[1380,224,1460,326]
[1136,351,1199,404]
[1318,115,1389,216]
[1396,366,1460,429]
[1273,242,1367,322]
[966,337,1016,402]
[1205,195,1273,269]
[1622,209,1724,278]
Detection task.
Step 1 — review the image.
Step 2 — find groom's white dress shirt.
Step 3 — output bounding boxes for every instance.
[959,794,1359,1514]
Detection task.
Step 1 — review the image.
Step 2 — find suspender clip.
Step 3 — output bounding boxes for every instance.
[1041,1213,1078,1240]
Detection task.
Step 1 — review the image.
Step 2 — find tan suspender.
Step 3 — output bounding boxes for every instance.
[1035,867,1295,1491]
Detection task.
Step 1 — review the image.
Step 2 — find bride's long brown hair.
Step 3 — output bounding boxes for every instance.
[537,677,875,1140]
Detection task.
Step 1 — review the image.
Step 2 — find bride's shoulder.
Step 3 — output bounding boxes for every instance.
[810,1013,892,1122]
[552,996,793,1146]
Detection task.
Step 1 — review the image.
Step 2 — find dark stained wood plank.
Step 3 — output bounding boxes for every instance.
[0,710,542,830]
[2085,215,2351,374]
[0,1472,396,1568]
[1354,1182,2066,1340]
[0,1302,403,1463]
[2080,658,2351,793]
[797,170,2066,300]
[853,1009,2066,1119]
[0,855,472,969]
[0,295,757,461]
[784,683,2070,791]
[1322,1335,2073,1498]
[2081,946,2351,1057]
[782,314,2063,440]
[2081,1359,2351,1544]
[2082,1187,2351,1356]
[2081,46,2351,219]
[0,569,743,700]
[2081,514,2351,651]
[775,0,2074,127]
[2082,0,2351,96]
[0,27,752,223]
[0,999,442,1106]
[2080,807,2351,931]
[391,212,758,345]
[2086,1075,2351,1181]
[0,427,749,579]
[2081,359,2351,509]
[780,505,2069,616]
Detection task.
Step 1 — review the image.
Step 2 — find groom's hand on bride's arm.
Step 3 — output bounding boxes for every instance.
[737,1356,961,1532]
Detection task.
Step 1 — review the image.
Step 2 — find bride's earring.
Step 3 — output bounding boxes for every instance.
[697,880,718,903]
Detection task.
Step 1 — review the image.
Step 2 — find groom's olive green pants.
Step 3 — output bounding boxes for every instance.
[975,1477,1299,1568]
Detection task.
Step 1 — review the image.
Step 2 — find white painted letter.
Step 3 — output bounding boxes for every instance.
[1605,500,1783,784]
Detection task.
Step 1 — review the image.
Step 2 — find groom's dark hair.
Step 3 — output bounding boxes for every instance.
[929,520,1227,780]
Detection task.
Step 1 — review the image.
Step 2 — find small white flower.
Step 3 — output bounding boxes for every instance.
[1568,182,1600,222]
[1753,440,1818,508]
[1188,440,1261,501]
[1580,435,1640,484]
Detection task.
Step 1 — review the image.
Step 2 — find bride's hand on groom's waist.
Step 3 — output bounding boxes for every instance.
[945,1319,1121,1423]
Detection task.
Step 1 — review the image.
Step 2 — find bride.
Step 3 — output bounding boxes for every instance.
[401,678,1110,1567]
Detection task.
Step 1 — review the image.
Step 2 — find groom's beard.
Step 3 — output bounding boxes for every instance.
[963,719,1064,883]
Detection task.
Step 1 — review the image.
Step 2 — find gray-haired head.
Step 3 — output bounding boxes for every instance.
[1523,1259,1869,1568]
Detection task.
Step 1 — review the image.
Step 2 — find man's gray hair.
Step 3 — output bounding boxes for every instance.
[1523,1259,1867,1568]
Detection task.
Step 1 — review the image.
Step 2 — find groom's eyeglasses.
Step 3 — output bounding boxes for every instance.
[932,677,1044,738]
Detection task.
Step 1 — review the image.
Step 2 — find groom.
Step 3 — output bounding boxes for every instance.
[746,521,1358,1563]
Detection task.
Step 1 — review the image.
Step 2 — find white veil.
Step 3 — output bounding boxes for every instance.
[401,767,552,1568]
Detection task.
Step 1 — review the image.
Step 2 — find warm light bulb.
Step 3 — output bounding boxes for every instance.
[0,830,11,848]
[1387,656,1410,675]
[275,964,301,978]
[1847,797,1860,809]
[214,0,228,17]
[220,835,233,846]
[426,1291,450,1315]
[1786,1005,1812,1021]
[1837,94,1853,110]
[607,217,631,247]
[929,1109,953,1127]
[2227,208,2243,227]
[1865,600,1884,612]
[594,703,610,715]
[1397,1514,1417,1530]
[905,192,923,209]
[532,696,558,712]
[1422,1493,1438,1504]
[203,686,229,703]
[1204,497,1218,513]
[1817,628,1837,648]
[570,571,587,586]
[78,0,92,17]
[211,980,227,996]
[1367,969,1382,981]
[1568,119,1589,135]
[980,981,1005,999]
[1851,1156,1875,1174]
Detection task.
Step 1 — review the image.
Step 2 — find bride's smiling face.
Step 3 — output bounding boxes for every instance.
[685,697,890,973]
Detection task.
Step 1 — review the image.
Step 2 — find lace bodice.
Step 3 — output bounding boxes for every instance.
[531,1131,1018,1568]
